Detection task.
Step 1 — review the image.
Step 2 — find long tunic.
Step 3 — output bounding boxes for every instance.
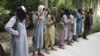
[45,14,55,48]
[59,15,67,45]
[5,16,29,56]
[49,23,55,46]
[46,15,55,47]
[72,17,77,36]
[63,15,70,41]
[63,15,72,40]
[67,15,74,41]
[76,11,83,37]
[83,13,93,38]
[32,14,45,51]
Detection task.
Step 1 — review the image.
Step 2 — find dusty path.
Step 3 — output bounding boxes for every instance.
[29,32,100,56]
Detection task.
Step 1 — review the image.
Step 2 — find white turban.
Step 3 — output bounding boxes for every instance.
[38,5,45,14]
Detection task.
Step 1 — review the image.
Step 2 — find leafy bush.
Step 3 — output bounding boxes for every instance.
[56,0,66,9]
[56,0,74,10]
[0,7,6,14]
[4,0,41,12]
[92,16,100,32]
[0,14,10,32]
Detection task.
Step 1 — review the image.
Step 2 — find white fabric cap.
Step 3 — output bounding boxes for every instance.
[20,6,26,12]
[38,5,45,14]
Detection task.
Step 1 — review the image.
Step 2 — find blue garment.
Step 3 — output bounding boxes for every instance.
[32,15,45,51]
[76,11,83,37]
[5,16,29,56]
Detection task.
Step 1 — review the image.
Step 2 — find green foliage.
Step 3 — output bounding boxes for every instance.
[4,0,41,12]
[0,14,10,32]
[92,16,100,32]
[48,0,57,9]
[56,0,65,9]
[0,7,6,14]
[83,0,92,8]
[56,0,74,10]
[65,0,74,9]
[0,0,41,31]
[0,0,99,32]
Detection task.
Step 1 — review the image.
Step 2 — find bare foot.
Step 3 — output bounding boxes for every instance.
[59,45,65,49]
[51,47,57,51]
[38,52,45,56]
[45,49,50,54]
[67,42,72,46]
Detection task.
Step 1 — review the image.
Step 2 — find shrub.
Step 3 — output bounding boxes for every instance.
[0,14,10,32]
[92,16,100,33]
